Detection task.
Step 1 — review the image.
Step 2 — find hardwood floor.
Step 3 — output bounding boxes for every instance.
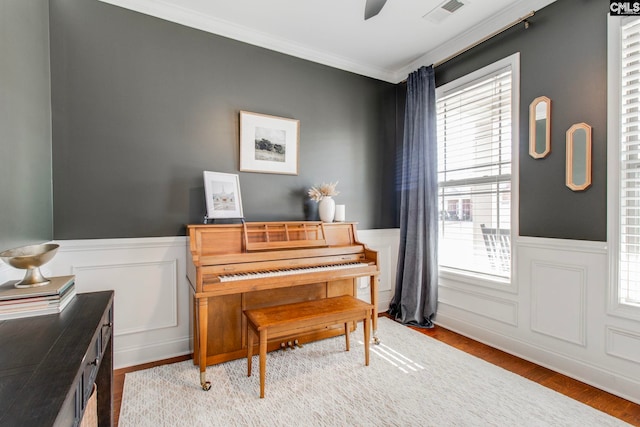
[113,319,640,427]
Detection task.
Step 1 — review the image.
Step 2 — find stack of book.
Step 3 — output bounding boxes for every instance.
[0,275,76,320]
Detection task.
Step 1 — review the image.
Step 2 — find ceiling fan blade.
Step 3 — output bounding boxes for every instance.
[364,0,387,20]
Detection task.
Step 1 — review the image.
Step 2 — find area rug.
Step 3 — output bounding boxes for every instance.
[120,317,629,426]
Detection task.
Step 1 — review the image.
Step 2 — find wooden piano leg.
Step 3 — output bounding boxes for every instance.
[370,275,380,344]
[364,309,371,366]
[198,297,211,391]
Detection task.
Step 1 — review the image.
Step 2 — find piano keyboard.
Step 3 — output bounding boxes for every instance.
[219,262,369,282]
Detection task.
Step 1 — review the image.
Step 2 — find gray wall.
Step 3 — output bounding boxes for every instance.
[7,0,605,244]
[0,0,53,252]
[435,0,607,241]
[49,0,399,239]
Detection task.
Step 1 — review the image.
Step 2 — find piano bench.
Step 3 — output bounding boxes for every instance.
[244,295,373,398]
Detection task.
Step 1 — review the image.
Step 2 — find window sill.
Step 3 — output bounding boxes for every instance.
[607,300,640,322]
[439,266,517,294]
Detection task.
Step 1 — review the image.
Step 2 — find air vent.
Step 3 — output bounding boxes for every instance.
[442,0,464,13]
[423,0,467,24]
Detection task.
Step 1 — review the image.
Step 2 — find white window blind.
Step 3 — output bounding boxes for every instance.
[619,16,640,306]
[436,66,512,279]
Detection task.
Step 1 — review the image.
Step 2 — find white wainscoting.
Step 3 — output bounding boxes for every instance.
[437,236,640,405]
[0,264,13,284]
[529,260,587,346]
[7,231,637,405]
[356,228,399,312]
[47,237,191,369]
[2,229,398,369]
[605,325,640,363]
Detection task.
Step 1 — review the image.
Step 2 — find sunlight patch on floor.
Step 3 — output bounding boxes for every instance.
[357,339,425,373]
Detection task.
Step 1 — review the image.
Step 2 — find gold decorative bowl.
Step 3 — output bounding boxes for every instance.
[0,243,60,288]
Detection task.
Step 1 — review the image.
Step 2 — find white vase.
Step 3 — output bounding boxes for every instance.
[318,197,336,223]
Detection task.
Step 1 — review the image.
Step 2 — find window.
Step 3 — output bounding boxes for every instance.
[610,16,640,312]
[436,55,518,281]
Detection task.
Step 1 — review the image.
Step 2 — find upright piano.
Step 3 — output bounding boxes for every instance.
[186,221,379,390]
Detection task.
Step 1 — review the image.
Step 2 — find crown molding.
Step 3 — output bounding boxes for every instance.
[99,0,556,84]
[98,0,398,82]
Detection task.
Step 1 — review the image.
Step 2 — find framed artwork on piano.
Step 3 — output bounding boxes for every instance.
[239,110,299,175]
[203,171,244,220]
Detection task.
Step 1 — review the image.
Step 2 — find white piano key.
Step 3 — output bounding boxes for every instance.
[218,262,368,282]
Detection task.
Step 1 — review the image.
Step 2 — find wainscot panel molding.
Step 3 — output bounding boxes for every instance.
[438,287,519,326]
[71,260,179,335]
[28,229,397,369]
[437,236,640,405]
[605,325,640,364]
[47,236,191,369]
[356,228,399,312]
[530,261,586,346]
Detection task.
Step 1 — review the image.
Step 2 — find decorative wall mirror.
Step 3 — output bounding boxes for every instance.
[566,123,592,191]
[529,96,551,159]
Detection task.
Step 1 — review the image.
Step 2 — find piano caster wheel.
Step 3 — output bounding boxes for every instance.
[294,339,303,348]
[200,372,211,391]
[372,336,380,345]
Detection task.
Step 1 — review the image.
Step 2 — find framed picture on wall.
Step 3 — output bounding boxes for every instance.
[239,111,299,175]
[203,171,244,219]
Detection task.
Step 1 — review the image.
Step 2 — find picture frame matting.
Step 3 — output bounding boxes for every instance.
[203,171,244,219]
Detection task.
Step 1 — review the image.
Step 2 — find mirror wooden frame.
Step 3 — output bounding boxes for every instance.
[565,122,592,191]
[529,96,551,159]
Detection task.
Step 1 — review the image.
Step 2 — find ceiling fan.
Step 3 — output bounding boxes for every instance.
[364,0,388,20]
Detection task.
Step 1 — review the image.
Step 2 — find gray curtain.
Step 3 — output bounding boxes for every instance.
[388,65,438,328]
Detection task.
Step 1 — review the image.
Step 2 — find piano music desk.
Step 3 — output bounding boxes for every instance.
[245,295,373,398]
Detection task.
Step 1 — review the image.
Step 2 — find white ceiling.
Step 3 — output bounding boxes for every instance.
[99,0,556,83]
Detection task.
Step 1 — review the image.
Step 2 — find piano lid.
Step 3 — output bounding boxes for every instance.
[187,221,362,263]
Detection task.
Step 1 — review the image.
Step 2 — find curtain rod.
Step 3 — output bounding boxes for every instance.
[434,10,535,67]
[403,9,535,81]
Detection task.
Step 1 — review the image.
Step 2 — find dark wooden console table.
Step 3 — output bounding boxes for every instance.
[0,291,114,426]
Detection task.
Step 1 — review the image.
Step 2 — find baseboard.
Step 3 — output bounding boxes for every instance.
[436,312,640,405]
[115,336,192,370]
